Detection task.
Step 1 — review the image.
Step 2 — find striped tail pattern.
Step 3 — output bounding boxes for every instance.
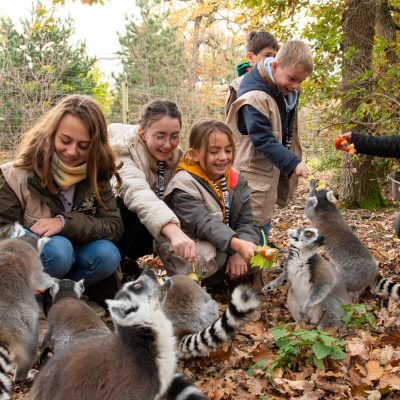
[177,285,260,358]
[0,344,12,400]
[373,275,400,300]
[165,373,207,400]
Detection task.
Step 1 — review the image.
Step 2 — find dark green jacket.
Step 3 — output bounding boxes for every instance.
[0,163,123,245]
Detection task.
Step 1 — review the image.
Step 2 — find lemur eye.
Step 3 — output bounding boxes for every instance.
[132,282,143,290]
[304,231,314,238]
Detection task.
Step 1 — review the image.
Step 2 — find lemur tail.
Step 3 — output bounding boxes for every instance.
[177,285,260,358]
[0,344,13,400]
[165,373,207,400]
[373,274,400,300]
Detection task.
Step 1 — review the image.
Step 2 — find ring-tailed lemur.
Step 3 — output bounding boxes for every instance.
[40,279,110,365]
[262,228,349,329]
[0,237,53,400]
[305,179,399,301]
[163,275,219,336]
[177,284,260,358]
[29,269,207,400]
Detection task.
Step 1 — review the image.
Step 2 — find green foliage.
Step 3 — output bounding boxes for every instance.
[0,1,109,146]
[247,325,346,375]
[112,0,193,123]
[341,303,377,329]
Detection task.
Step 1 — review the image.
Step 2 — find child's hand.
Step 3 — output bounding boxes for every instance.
[226,252,248,279]
[229,237,256,261]
[334,133,356,154]
[294,162,309,179]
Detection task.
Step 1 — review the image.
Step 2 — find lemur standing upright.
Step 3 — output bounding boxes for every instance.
[29,269,207,400]
[305,179,399,301]
[0,236,52,400]
[263,227,349,329]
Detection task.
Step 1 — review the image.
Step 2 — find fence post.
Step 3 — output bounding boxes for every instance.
[122,74,128,124]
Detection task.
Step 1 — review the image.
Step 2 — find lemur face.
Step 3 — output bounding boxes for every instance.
[106,269,168,326]
[287,227,325,251]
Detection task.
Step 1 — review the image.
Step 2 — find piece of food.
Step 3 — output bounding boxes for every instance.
[334,136,356,154]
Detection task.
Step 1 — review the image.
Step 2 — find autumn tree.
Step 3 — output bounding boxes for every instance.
[0,2,110,147]
[111,0,196,127]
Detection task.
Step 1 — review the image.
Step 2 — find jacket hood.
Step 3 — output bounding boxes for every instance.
[108,123,138,156]
[238,64,280,99]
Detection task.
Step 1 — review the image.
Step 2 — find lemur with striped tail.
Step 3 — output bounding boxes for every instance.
[0,236,52,400]
[305,179,399,301]
[29,269,207,400]
[262,227,349,329]
[177,283,259,358]
[39,279,110,365]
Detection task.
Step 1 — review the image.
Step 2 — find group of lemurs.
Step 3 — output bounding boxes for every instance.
[263,179,399,329]
[0,179,399,399]
[0,224,259,400]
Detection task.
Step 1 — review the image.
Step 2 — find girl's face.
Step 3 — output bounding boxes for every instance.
[194,130,233,180]
[54,114,91,167]
[139,116,181,161]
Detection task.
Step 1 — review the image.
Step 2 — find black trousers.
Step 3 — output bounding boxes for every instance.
[116,197,154,270]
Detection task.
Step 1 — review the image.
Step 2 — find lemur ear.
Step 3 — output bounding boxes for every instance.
[76,279,85,297]
[326,191,337,204]
[49,281,60,299]
[287,228,298,240]
[307,196,318,208]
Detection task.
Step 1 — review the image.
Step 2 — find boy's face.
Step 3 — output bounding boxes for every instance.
[271,62,310,96]
[247,46,277,66]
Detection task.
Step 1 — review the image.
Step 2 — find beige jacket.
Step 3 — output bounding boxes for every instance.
[108,123,182,238]
[226,66,301,225]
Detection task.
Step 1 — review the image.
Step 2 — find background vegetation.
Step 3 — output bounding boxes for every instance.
[1,0,400,207]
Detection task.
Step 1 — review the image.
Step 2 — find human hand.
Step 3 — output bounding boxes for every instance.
[162,223,196,262]
[30,218,63,237]
[225,252,248,279]
[229,237,256,261]
[294,162,309,179]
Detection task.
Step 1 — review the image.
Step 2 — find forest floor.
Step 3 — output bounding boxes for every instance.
[11,178,400,400]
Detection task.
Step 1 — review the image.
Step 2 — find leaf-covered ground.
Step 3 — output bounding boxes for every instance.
[11,181,400,399]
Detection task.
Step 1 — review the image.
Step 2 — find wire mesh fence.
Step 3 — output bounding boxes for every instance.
[0,74,226,152]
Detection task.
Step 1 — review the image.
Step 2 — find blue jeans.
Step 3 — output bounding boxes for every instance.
[259,222,271,246]
[40,236,121,288]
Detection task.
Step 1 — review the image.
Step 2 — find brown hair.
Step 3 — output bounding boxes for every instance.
[186,118,236,167]
[247,31,279,55]
[275,40,314,73]
[139,99,182,130]
[14,94,119,207]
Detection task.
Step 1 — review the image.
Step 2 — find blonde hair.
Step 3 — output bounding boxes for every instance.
[185,118,236,167]
[275,40,314,73]
[15,94,119,208]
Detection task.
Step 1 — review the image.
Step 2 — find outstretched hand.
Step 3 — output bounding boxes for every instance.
[294,162,309,179]
[162,223,196,262]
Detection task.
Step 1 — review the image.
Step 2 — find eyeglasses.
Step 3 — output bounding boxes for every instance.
[151,133,182,145]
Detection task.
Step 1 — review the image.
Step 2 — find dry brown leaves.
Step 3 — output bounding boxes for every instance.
[11,182,400,399]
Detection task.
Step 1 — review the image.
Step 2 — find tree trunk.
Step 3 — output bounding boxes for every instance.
[340,0,385,209]
[376,0,397,64]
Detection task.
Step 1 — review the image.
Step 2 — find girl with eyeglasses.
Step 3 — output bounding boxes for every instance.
[108,99,196,280]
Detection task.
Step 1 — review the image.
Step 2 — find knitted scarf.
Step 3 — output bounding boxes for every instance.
[177,160,235,224]
[51,154,87,190]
